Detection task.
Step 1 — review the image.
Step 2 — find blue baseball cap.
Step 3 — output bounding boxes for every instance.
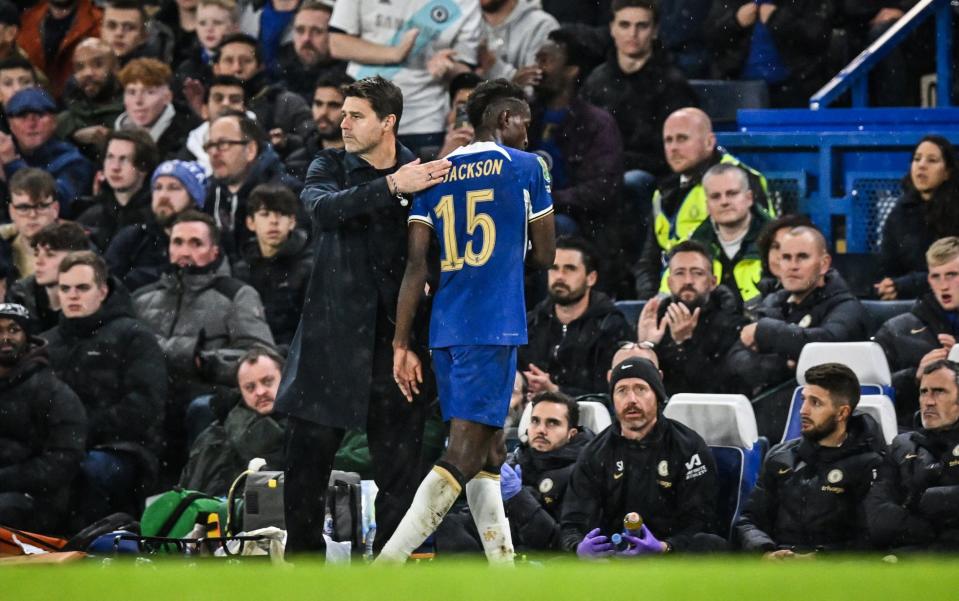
[6,88,56,117]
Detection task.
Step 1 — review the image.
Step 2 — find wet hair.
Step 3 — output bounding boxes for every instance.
[531,391,580,430]
[342,75,404,133]
[804,363,860,411]
[104,128,160,175]
[31,221,89,252]
[464,78,526,130]
[58,250,108,287]
[555,235,598,275]
[247,183,298,217]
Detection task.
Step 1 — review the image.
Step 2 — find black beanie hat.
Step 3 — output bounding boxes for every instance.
[609,357,667,406]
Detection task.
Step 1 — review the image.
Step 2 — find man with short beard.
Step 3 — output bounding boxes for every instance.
[637,240,748,395]
[18,0,102,99]
[285,72,352,180]
[276,0,346,104]
[736,363,885,556]
[520,235,633,397]
[56,38,124,161]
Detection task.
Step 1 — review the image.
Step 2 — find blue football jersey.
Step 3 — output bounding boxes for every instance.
[409,141,553,347]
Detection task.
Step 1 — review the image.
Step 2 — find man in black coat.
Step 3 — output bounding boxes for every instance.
[638,240,748,395]
[560,357,726,556]
[521,236,633,398]
[0,303,86,534]
[275,76,453,556]
[729,226,866,396]
[875,236,959,425]
[42,252,167,519]
[735,363,885,555]
[866,359,959,552]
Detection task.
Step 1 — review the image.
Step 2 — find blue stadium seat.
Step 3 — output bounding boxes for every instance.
[862,299,914,338]
[663,394,763,538]
[781,342,893,443]
[614,300,646,328]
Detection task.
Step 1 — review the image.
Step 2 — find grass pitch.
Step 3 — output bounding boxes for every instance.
[5,555,959,601]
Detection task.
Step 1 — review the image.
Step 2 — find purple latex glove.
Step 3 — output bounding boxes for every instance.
[500,463,522,501]
[616,524,666,556]
[576,527,615,559]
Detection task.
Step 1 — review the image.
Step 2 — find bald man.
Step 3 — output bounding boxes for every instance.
[57,38,124,159]
[728,225,866,398]
[633,107,770,299]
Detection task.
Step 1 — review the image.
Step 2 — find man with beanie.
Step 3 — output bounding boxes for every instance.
[106,160,208,292]
[560,356,726,556]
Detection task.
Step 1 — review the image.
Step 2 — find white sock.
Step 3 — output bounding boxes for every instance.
[375,466,462,564]
[466,471,515,566]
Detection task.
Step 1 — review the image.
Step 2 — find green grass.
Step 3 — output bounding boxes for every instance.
[5,556,959,600]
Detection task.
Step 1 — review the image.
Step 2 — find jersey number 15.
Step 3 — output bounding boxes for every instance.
[436,189,497,272]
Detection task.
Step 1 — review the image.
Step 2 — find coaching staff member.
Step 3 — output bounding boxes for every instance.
[275,75,452,556]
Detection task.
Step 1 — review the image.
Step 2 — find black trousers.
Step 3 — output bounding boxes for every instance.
[284,343,430,556]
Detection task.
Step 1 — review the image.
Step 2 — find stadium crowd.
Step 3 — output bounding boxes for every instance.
[1,0,958,560]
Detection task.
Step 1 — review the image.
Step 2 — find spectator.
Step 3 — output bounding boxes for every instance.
[638,240,748,395]
[0,302,86,534]
[180,74,250,174]
[0,2,23,64]
[691,163,772,311]
[581,0,698,207]
[175,0,241,92]
[56,38,124,163]
[658,0,713,78]
[736,363,885,555]
[133,210,274,473]
[77,129,160,250]
[105,160,208,291]
[7,222,89,333]
[866,359,959,552]
[180,345,287,496]
[876,237,959,426]
[729,226,866,395]
[875,136,959,301]
[561,357,726,555]
[115,58,201,160]
[277,1,347,104]
[101,0,151,66]
[754,212,813,300]
[634,107,769,299]
[18,0,102,99]
[706,0,832,108]
[329,0,481,156]
[286,72,352,180]
[212,33,316,159]
[43,251,167,519]
[240,0,300,72]
[1,169,62,280]
[528,29,624,283]
[434,71,481,159]
[479,0,558,82]
[0,88,96,217]
[0,56,39,129]
[204,111,303,261]
[233,184,313,347]
[521,235,633,397]
[155,0,202,67]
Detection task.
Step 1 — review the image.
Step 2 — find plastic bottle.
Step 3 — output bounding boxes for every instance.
[623,512,643,535]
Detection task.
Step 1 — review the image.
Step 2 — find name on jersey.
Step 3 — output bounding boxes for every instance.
[443,159,504,183]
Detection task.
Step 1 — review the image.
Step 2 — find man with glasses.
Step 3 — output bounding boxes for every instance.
[277,0,346,104]
[202,110,303,263]
[1,168,63,280]
[866,359,959,552]
[180,75,249,174]
[0,88,94,218]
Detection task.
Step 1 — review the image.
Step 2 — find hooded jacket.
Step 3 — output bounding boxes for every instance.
[865,420,959,550]
[42,277,166,455]
[481,0,559,81]
[875,293,956,424]
[233,229,314,346]
[507,428,594,550]
[0,337,86,522]
[520,290,634,397]
[728,270,866,391]
[736,413,886,552]
[560,416,721,552]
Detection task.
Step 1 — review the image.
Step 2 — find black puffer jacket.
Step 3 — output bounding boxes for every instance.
[506,430,594,551]
[233,229,314,346]
[878,189,947,300]
[865,421,959,550]
[6,276,59,334]
[728,270,866,391]
[104,218,169,293]
[76,185,153,251]
[0,338,86,517]
[656,286,749,395]
[874,293,956,424]
[560,417,720,552]
[735,414,885,552]
[42,277,167,453]
[520,290,634,397]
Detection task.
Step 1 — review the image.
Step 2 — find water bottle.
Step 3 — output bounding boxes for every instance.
[365,524,376,560]
[613,512,643,551]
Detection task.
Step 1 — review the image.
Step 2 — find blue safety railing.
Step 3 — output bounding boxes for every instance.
[810,0,953,109]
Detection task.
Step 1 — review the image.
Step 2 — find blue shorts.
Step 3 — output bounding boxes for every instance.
[432,345,517,428]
